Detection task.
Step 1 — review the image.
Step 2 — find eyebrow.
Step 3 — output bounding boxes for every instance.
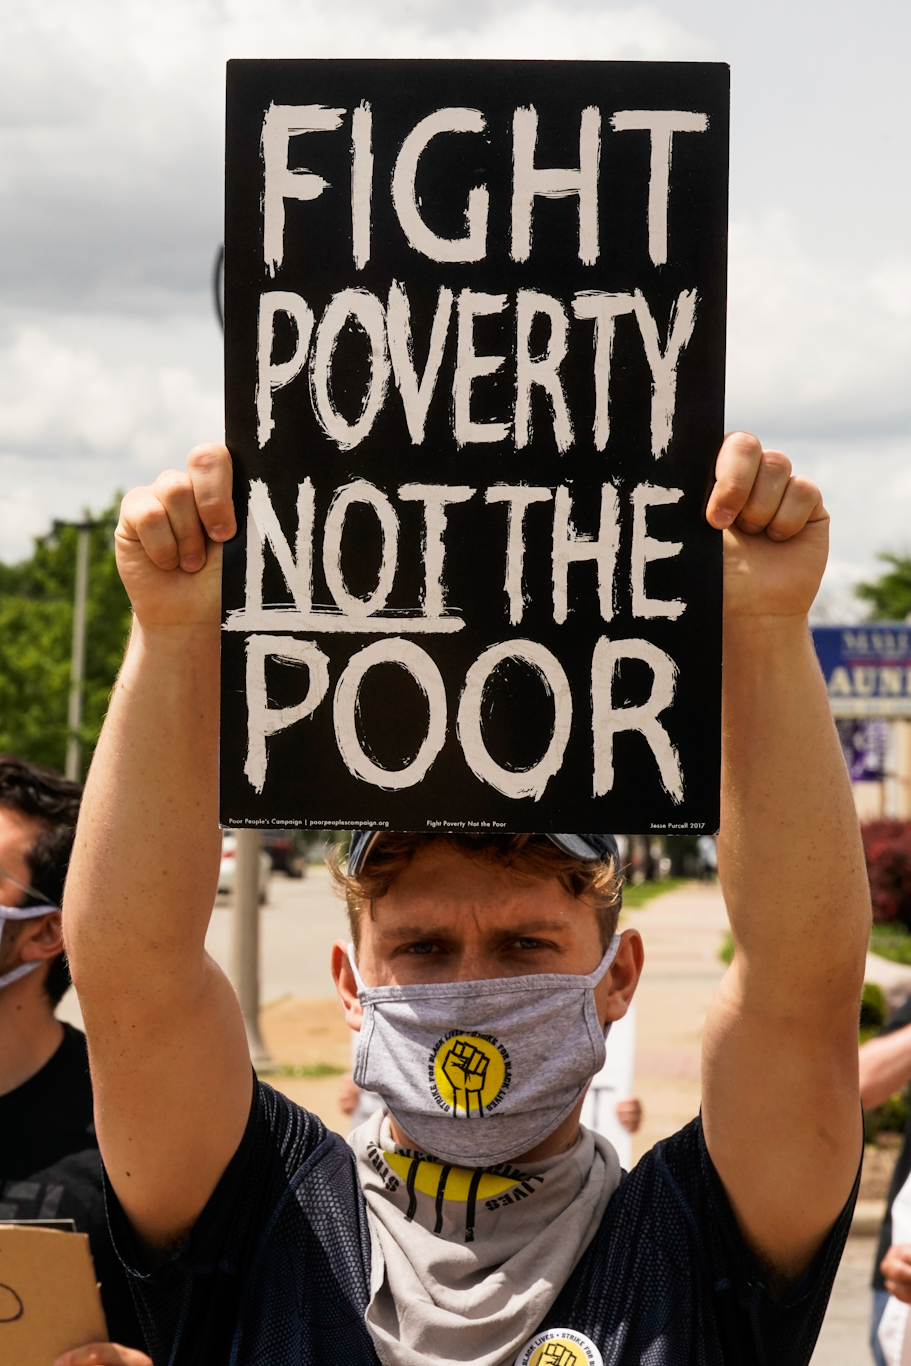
[377,919,573,941]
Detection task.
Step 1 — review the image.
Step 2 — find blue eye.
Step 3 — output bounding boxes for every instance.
[407,942,437,954]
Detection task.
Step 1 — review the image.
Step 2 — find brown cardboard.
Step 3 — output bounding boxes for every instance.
[0,1225,108,1364]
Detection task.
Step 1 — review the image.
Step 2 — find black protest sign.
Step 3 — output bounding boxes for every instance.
[221,59,728,834]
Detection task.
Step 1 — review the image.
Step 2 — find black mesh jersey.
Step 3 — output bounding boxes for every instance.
[106,1081,857,1366]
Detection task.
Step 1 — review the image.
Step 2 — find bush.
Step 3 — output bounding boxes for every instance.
[862,822,911,928]
[865,1090,911,1144]
[860,981,888,1043]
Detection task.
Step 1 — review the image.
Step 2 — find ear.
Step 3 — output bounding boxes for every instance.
[331,939,363,1032]
[15,911,64,965]
[597,928,643,1027]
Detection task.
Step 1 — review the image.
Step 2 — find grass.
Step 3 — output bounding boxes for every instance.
[622,876,690,909]
[870,921,911,966]
[257,1063,346,1080]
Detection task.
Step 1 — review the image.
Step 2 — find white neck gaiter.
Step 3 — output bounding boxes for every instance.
[350,1108,620,1366]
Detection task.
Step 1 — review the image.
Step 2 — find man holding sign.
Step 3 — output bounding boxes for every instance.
[62,429,867,1366]
[64,59,868,1366]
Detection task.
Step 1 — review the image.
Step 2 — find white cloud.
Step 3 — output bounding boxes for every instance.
[0,0,909,610]
[726,213,911,440]
[0,306,223,558]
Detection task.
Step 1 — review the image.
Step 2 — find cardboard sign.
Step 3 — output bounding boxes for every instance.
[0,1225,108,1364]
[221,60,728,833]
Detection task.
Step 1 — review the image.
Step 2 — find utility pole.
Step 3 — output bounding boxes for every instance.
[232,829,272,1067]
[54,520,106,783]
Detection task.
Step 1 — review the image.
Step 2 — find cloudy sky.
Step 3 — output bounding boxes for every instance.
[0,0,908,617]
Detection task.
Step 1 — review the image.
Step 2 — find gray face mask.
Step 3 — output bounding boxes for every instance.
[0,903,58,991]
[350,936,621,1167]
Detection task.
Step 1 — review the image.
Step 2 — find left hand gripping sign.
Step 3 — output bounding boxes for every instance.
[515,1329,604,1366]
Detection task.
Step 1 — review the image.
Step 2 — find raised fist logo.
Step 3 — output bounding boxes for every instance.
[442,1040,490,1115]
[540,1345,578,1366]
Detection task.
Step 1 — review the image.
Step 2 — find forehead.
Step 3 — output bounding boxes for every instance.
[0,804,45,893]
[367,843,592,932]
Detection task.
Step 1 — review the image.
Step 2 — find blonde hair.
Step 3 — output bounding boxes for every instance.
[329,832,621,949]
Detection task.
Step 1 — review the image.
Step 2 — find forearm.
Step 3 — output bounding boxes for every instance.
[65,618,222,1009]
[860,1028,911,1108]
[702,613,868,1277]
[719,615,869,1005]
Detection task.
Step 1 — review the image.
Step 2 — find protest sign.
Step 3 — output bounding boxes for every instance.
[0,1225,107,1365]
[221,60,729,833]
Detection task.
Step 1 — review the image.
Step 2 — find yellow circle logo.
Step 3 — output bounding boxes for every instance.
[515,1331,602,1366]
[429,1031,510,1117]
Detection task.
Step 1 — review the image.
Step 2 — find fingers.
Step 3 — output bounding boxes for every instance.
[187,444,236,541]
[116,445,234,575]
[884,1278,911,1305]
[706,432,763,529]
[730,449,792,536]
[152,470,207,571]
[765,476,827,541]
[55,1344,153,1366]
[117,486,181,571]
[706,432,826,542]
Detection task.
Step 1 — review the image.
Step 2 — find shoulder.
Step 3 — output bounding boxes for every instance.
[50,1023,91,1076]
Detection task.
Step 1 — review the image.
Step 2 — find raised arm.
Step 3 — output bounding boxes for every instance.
[701,433,869,1285]
[64,445,252,1252]
[859,1022,911,1109]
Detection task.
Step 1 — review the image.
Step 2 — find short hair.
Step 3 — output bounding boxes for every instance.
[0,756,82,1006]
[330,831,622,951]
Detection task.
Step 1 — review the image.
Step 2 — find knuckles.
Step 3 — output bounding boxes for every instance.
[187,442,231,474]
[153,469,193,502]
[758,449,792,481]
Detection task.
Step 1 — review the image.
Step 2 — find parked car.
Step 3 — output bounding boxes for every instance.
[262,830,306,878]
[218,832,272,903]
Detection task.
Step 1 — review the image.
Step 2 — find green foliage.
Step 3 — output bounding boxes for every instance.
[865,1090,911,1143]
[860,981,889,1043]
[870,920,911,966]
[0,504,131,778]
[855,553,911,622]
[621,876,688,909]
[718,931,735,965]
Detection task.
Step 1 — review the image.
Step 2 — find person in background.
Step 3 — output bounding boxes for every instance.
[580,1003,642,1170]
[0,755,147,1359]
[860,996,911,1365]
[0,758,94,1179]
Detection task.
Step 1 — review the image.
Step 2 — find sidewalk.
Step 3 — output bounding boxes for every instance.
[625,880,729,1162]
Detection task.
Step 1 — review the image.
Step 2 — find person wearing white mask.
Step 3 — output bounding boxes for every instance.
[64,435,870,1366]
[0,755,151,1364]
[0,757,93,1179]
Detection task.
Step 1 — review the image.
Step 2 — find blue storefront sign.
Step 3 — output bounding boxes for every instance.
[812,625,911,718]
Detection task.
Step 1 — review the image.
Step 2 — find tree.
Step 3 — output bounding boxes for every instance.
[0,504,132,778]
[855,553,911,622]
